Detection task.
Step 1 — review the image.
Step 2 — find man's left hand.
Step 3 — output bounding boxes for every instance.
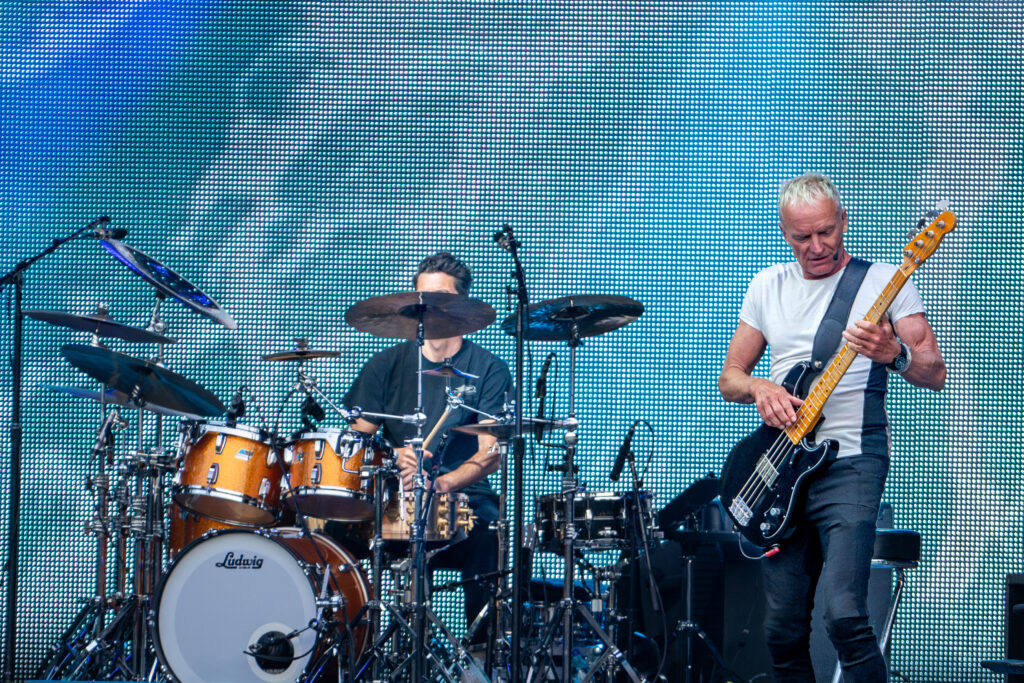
[842,319,901,364]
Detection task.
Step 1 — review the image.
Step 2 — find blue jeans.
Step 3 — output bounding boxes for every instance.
[762,455,890,683]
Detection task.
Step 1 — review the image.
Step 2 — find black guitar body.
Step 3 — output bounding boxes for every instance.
[720,362,839,549]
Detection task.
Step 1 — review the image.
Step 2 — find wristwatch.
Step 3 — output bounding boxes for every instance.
[886,341,912,374]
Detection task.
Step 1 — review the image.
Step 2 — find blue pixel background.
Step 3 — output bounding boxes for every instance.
[2,1,1023,680]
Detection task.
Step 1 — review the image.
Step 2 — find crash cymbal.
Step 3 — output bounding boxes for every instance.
[42,385,205,419]
[101,239,237,329]
[262,339,340,362]
[61,344,225,417]
[345,291,496,340]
[25,306,175,345]
[500,295,644,342]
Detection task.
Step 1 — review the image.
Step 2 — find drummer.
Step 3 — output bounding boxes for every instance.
[337,252,512,642]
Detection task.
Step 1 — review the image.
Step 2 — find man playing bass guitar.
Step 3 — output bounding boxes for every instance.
[718,173,946,682]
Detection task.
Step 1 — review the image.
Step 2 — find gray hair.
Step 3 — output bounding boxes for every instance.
[777,173,844,217]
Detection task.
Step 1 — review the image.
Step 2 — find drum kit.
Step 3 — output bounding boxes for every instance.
[20,235,665,682]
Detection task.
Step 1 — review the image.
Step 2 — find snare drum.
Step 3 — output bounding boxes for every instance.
[283,429,386,520]
[381,491,475,543]
[173,422,281,526]
[535,490,652,552]
[154,528,370,682]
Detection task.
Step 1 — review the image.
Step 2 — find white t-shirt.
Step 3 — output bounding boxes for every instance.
[739,261,925,458]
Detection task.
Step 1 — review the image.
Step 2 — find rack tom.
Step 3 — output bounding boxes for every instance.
[283,429,386,520]
[173,422,281,526]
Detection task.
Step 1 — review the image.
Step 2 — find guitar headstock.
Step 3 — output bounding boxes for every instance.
[902,208,957,271]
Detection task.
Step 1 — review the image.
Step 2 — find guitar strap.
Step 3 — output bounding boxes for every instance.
[809,257,871,373]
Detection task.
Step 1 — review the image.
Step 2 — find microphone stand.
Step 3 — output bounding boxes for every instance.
[0,218,106,683]
[495,224,528,682]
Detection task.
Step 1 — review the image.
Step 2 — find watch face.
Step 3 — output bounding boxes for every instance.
[892,344,910,371]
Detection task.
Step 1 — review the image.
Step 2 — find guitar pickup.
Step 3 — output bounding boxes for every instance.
[754,456,779,487]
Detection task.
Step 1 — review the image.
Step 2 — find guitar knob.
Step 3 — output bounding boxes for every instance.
[769,507,782,518]
[760,522,773,533]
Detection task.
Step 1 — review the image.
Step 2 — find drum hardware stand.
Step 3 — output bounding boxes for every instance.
[494,223,530,683]
[33,404,128,680]
[261,381,373,682]
[531,319,645,683]
[347,304,491,681]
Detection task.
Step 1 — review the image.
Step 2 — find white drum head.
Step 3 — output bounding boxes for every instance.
[155,530,319,682]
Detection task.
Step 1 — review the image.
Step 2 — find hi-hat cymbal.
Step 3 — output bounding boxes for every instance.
[101,239,237,329]
[25,307,175,345]
[500,295,644,341]
[452,417,567,439]
[42,385,204,419]
[345,291,496,340]
[61,344,225,417]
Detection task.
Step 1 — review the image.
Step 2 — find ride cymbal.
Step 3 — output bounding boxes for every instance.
[262,337,341,362]
[500,295,644,342]
[61,344,225,417]
[345,291,495,340]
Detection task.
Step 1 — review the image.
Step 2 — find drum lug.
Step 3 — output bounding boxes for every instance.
[206,463,219,485]
[215,432,227,454]
[314,439,325,460]
[258,477,272,503]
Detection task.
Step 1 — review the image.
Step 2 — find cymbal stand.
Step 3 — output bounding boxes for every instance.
[1,216,109,682]
[439,390,511,678]
[530,321,644,683]
[260,362,374,681]
[33,402,127,680]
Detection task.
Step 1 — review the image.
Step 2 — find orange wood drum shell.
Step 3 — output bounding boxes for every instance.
[284,430,386,521]
[173,422,282,526]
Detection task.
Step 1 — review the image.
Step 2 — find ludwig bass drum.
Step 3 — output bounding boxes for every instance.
[154,528,370,682]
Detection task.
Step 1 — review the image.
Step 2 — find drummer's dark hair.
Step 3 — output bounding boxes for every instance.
[414,252,472,295]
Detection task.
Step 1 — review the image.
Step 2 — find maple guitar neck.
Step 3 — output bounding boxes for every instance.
[783,210,958,444]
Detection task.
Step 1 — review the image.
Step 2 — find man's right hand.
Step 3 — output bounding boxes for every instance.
[751,378,804,429]
[394,445,434,490]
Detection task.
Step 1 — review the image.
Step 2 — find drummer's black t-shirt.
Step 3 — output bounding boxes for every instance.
[342,339,512,521]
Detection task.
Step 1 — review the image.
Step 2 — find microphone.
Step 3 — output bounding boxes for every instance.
[225,387,246,426]
[534,352,555,441]
[493,223,520,253]
[84,216,128,240]
[610,421,638,482]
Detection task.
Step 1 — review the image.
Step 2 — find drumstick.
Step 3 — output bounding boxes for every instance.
[399,406,450,502]
[422,407,451,453]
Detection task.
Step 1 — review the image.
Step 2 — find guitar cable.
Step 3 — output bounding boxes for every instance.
[737,538,782,561]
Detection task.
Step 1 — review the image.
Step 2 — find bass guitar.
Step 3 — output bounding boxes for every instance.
[720,208,957,549]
